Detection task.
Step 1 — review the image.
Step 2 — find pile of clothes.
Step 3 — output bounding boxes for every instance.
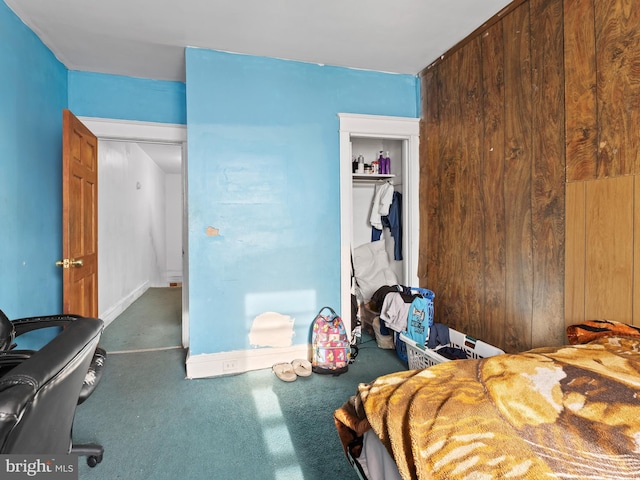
[366,285,468,361]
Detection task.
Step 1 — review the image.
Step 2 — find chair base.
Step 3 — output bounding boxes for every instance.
[71,443,104,467]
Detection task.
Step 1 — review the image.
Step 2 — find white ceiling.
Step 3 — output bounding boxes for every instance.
[7,0,512,81]
[6,0,512,172]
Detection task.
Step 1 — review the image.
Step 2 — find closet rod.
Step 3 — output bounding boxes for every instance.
[381,179,402,186]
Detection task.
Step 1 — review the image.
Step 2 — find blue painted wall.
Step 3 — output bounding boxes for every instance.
[0,1,67,319]
[1,0,419,358]
[185,48,418,355]
[68,71,186,125]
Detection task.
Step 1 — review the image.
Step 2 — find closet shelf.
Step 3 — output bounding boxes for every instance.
[352,174,395,182]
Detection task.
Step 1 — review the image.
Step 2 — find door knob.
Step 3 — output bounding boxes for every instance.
[55,258,84,268]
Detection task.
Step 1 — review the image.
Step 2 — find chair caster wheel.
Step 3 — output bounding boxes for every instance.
[87,455,102,468]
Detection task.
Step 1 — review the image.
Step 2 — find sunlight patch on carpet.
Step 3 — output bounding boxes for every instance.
[251,386,304,480]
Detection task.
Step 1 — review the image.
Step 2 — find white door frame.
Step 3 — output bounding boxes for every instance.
[78,116,190,348]
[338,113,420,334]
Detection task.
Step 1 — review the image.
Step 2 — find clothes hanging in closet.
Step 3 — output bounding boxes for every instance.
[371,191,402,260]
[369,181,394,230]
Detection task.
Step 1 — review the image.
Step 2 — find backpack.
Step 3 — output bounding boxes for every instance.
[311,306,350,375]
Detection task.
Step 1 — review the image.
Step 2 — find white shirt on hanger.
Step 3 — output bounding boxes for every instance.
[369,181,394,230]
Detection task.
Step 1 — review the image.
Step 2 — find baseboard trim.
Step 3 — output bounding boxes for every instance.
[99,281,149,327]
[185,344,312,379]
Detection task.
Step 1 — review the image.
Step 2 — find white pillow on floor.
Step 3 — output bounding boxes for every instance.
[352,240,398,303]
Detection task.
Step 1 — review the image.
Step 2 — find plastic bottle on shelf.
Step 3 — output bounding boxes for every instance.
[384,151,391,175]
[357,155,365,174]
[378,151,386,174]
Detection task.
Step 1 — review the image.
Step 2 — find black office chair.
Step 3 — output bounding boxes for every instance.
[0,309,106,467]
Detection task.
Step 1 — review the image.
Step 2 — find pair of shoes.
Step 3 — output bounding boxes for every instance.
[272,359,313,382]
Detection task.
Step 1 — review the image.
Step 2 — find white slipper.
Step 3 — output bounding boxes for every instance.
[273,362,297,382]
[292,358,312,377]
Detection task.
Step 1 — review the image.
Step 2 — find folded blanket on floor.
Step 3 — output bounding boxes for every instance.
[335,336,640,479]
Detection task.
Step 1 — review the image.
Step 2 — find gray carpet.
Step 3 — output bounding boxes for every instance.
[74,288,406,479]
[99,287,182,352]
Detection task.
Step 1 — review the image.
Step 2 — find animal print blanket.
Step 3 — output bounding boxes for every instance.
[566,319,640,345]
[335,336,640,479]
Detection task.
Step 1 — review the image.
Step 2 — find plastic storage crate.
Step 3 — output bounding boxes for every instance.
[399,328,504,369]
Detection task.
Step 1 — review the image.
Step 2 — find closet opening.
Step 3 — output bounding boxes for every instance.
[338,113,420,336]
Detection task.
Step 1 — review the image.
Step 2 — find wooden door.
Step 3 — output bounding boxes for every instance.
[58,110,98,317]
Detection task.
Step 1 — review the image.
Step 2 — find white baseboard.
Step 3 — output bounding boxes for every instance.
[185,343,312,379]
[99,281,149,327]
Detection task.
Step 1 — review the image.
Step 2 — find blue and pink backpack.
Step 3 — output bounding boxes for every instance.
[311,306,350,375]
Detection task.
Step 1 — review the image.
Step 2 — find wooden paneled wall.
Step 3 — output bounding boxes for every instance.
[565,0,640,180]
[419,0,640,352]
[565,177,636,326]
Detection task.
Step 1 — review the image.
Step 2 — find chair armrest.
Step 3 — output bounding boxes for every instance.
[10,314,86,336]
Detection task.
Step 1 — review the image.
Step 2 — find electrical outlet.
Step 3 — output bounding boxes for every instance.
[222,359,238,372]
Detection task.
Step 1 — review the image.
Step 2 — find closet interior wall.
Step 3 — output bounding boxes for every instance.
[351,137,404,283]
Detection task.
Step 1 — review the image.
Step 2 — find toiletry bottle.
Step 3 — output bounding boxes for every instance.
[384,151,391,175]
[357,155,365,174]
[378,151,386,174]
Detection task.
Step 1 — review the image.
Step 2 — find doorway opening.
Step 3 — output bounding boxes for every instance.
[78,117,189,348]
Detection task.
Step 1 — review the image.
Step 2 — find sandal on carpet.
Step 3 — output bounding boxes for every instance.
[273,362,297,382]
[292,358,313,377]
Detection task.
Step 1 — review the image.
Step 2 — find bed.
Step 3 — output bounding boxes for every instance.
[335,321,640,479]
